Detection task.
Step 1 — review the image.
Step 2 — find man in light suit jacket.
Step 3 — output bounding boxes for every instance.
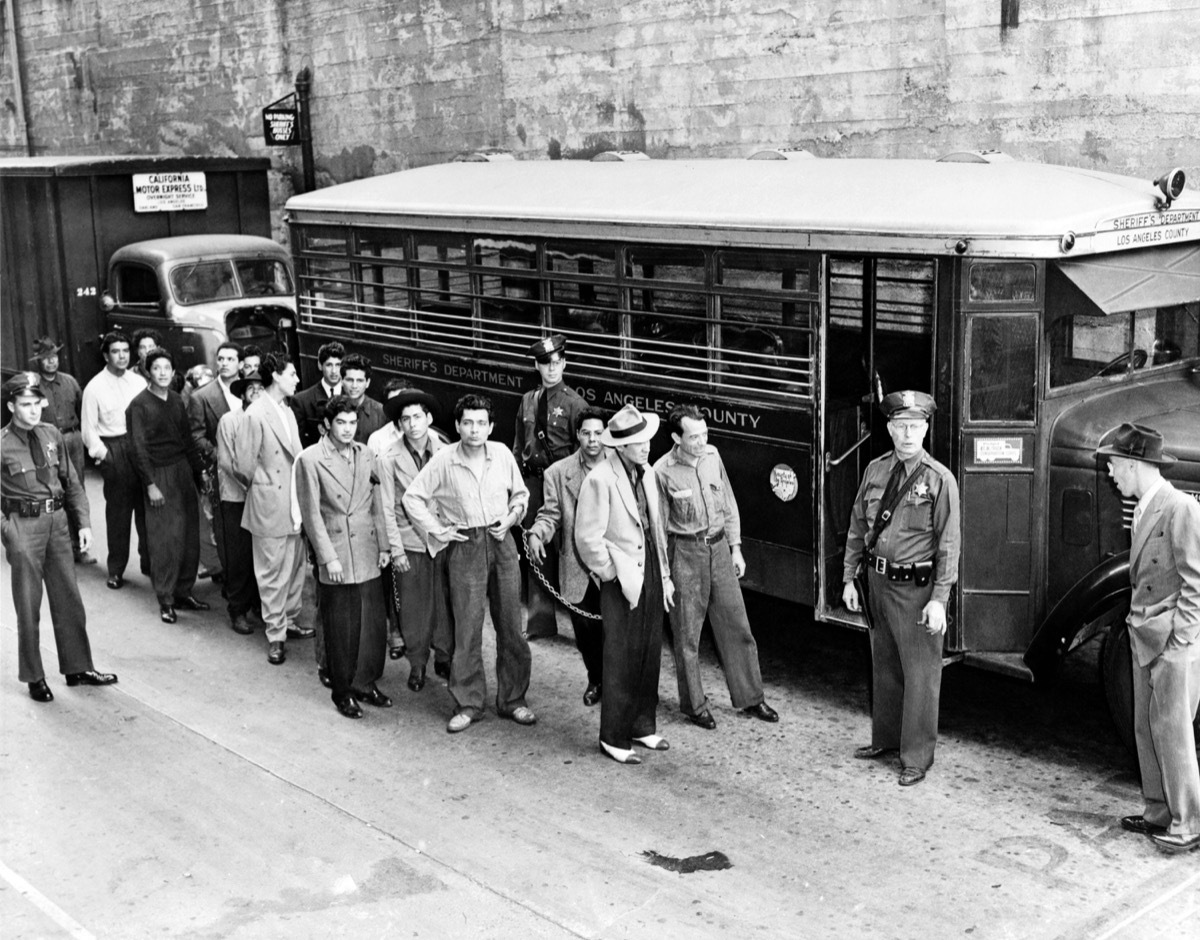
[1099,423,1200,854]
[527,407,608,706]
[236,352,313,666]
[575,404,674,765]
[296,396,392,719]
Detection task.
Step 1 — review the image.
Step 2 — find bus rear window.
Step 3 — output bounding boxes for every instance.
[1049,303,1200,389]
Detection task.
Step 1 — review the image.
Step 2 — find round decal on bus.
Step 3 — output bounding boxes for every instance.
[770,464,798,502]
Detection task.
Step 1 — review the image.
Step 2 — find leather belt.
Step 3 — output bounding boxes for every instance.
[672,531,725,546]
[867,553,933,583]
[2,496,64,517]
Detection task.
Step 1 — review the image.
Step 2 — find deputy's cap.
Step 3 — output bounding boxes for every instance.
[29,336,64,362]
[383,387,440,423]
[599,403,660,447]
[1095,422,1177,465]
[880,390,936,420]
[4,372,47,403]
[230,371,264,399]
[529,334,567,363]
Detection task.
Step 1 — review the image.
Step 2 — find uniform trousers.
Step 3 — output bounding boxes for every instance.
[61,429,86,553]
[446,528,530,718]
[598,548,664,750]
[1132,637,1200,836]
[252,532,306,643]
[320,579,386,698]
[145,458,200,606]
[397,549,454,671]
[569,578,604,685]
[4,510,94,682]
[98,435,148,579]
[667,536,765,715]
[217,500,259,619]
[866,569,943,771]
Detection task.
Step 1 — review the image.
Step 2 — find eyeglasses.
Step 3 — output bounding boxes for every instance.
[889,420,928,433]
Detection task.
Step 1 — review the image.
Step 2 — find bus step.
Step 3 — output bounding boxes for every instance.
[961,651,1035,683]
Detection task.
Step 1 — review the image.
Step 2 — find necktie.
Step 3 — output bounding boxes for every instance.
[880,459,906,511]
[535,388,549,450]
[29,432,54,486]
[1131,503,1143,540]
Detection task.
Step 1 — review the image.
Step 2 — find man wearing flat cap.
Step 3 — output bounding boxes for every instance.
[1,373,118,702]
[514,333,588,639]
[1098,423,1200,854]
[842,390,960,787]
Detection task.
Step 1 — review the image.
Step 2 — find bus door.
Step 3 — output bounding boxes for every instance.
[816,255,937,624]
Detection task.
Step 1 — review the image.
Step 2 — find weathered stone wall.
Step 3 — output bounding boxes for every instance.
[5,0,1198,208]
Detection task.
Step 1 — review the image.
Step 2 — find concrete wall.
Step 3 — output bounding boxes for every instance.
[5,0,1198,211]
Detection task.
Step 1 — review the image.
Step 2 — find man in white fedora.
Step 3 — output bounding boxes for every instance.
[575,404,674,764]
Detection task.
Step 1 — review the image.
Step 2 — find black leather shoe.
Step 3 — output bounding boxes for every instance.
[353,685,393,708]
[268,642,286,665]
[230,615,254,635]
[743,702,779,722]
[160,605,177,624]
[1120,815,1168,835]
[286,625,316,640]
[106,575,124,590]
[407,667,427,692]
[434,659,451,680]
[65,670,118,687]
[853,745,895,760]
[318,668,332,689]
[582,683,602,707]
[898,767,926,787]
[174,596,210,611]
[28,679,53,702]
[334,695,363,719]
[389,644,406,661]
[688,710,717,730]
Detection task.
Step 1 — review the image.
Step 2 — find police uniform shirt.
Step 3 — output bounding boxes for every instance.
[515,382,587,468]
[1,422,91,531]
[37,372,83,433]
[843,449,960,603]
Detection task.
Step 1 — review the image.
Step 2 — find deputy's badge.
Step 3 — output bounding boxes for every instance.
[770,464,798,502]
[552,406,564,418]
[46,441,58,461]
[913,481,929,498]
[901,390,916,409]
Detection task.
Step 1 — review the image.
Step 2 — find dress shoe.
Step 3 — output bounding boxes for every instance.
[160,605,177,624]
[106,575,124,590]
[1152,832,1200,853]
[245,609,266,629]
[582,683,602,707]
[230,615,254,635]
[407,667,427,692]
[447,712,474,733]
[505,705,537,726]
[353,685,393,708]
[853,745,895,760]
[688,709,717,730]
[388,644,406,661]
[174,595,210,611]
[599,740,641,764]
[318,668,332,689]
[286,624,316,640]
[65,670,118,687]
[742,702,779,723]
[632,734,669,751]
[268,641,286,665]
[434,659,451,680]
[334,695,363,719]
[898,767,927,787]
[75,551,97,565]
[1120,815,1168,836]
[27,679,54,702]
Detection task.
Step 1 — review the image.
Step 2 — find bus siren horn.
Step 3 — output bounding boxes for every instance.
[1152,168,1185,208]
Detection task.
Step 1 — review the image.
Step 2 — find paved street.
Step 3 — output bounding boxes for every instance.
[2,472,1198,940]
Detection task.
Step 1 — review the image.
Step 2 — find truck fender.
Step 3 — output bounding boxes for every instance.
[1022,552,1131,684]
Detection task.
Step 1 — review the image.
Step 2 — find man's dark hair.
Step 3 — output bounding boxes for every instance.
[455,393,494,423]
[260,351,292,387]
[323,393,358,423]
[383,377,409,396]
[575,407,608,435]
[100,331,131,355]
[144,347,175,371]
[668,403,705,436]
[317,341,346,365]
[215,341,242,361]
[341,352,372,380]
[241,343,264,362]
[132,327,164,352]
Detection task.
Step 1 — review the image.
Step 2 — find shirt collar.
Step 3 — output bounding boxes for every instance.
[1136,477,1166,514]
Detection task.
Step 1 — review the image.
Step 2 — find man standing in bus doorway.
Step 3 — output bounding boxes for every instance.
[403,394,534,734]
[842,391,960,787]
[29,336,94,565]
[291,341,344,449]
[654,404,779,729]
[575,404,675,765]
[1098,423,1200,855]
[81,331,149,589]
[514,334,588,640]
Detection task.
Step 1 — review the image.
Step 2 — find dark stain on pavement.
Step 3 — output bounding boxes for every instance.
[641,849,732,874]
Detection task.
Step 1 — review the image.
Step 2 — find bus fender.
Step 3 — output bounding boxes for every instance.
[1023,552,1131,684]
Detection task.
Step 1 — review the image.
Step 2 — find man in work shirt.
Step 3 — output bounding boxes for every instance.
[843,390,960,787]
[2,373,118,702]
[513,334,588,639]
[29,336,94,564]
[81,331,149,589]
[654,404,779,730]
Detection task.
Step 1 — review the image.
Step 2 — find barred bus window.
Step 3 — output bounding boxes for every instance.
[410,232,471,353]
[545,241,620,376]
[968,316,1037,422]
[626,246,708,380]
[295,226,356,336]
[352,229,412,341]
[475,237,542,358]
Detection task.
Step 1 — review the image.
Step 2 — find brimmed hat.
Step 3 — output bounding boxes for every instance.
[880,390,936,420]
[600,403,660,447]
[3,372,47,403]
[230,371,264,399]
[383,388,439,423]
[29,337,64,362]
[1095,422,1177,464]
[529,334,567,363]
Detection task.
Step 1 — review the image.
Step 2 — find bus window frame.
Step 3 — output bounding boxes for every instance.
[963,311,1040,426]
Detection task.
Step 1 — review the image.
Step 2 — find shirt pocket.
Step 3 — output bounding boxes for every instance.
[668,487,698,523]
[900,497,933,532]
[2,453,34,486]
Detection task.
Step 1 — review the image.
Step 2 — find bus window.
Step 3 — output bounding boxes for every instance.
[1048,302,1199,388]
[627,246,707,380]
[411,232,471,352]
[968,262,1037,304]
[475,237,542,356]
[114,263,162,308]
[545,240,620,374]
[353,228,413,341]
[967,315,1037,422]
[295,226,356,335]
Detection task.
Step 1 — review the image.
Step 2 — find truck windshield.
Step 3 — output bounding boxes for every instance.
[235,259,294,297]
[171,261,239,305]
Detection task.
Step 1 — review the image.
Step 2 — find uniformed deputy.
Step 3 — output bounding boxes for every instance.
[513,334,587,638]
[842,390,960,787]
[1,373,118,702]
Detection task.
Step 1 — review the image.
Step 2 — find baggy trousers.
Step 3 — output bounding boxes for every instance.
[570,578,604,686]
[446,528,530,718]
[4,510,94,682]
[252,532,305,644]
[217,500,259,618]
[98,435,148,578]
[866,568,943,772]
[145,457,200,606]
[397,549,454,671]
[598,547,663,750]
[667,536,765,715]
[320,579,386,699]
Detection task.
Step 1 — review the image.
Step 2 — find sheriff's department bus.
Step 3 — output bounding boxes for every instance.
[284,151,1200,746]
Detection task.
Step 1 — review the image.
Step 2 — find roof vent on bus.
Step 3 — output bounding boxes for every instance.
[748,147,816,161]
[452,149,516,163]
[590,151,650,162]
[936,150,1014,164]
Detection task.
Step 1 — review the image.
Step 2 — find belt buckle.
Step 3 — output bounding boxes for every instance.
[44,498,55,512]
[873,556,887,575]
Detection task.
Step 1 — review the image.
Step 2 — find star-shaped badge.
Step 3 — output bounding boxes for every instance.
[552,406,565,418]
[913,482,929,498]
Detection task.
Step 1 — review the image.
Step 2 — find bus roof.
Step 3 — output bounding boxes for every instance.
[284,158,1200,258]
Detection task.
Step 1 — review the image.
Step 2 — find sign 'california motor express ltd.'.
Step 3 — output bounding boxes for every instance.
[132,172,208,213]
